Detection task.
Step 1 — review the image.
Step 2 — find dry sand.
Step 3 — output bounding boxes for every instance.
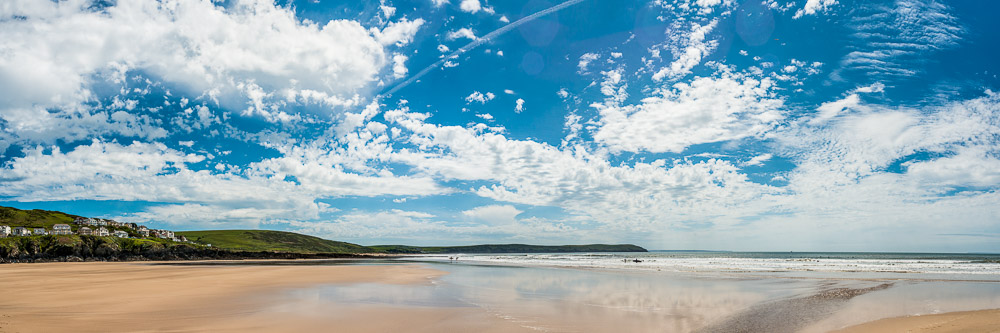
[834,308,1000,333]
[0,261,532,333]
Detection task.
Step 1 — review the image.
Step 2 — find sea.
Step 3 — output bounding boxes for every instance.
[416,251,1000,281]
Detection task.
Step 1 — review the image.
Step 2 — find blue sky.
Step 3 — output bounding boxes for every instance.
[1,0,999,251]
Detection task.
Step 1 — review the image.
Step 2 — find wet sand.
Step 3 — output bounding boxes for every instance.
[0,261,529,332]
[696,283,894,333]
[834,308,1000,333]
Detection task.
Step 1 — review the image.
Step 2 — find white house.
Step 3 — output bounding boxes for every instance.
[138,226,150,237]
[0,225,10,237]
[52,224,72,235]
[33,228,47,235]
[78,227,92,236]
[153,230,174,239]
[12,227,32,237]
[95,227,110,237]
[113,230,129,238]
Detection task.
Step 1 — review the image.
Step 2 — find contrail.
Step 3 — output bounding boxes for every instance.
[382,0,587,96]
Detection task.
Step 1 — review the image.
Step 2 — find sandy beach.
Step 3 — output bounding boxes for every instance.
[833,309,1000,333]
[0,261,530,332]
[1,260,998,333]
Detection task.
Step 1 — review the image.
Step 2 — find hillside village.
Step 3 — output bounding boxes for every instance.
[0,217,200,245]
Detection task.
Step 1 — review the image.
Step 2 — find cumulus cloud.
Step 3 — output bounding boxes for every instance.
[0,0,424,146]
[462,205,523,225]
[794,0,837,19]
[593,70,784,153]
[459,0,481,13]
[515,98,525,113]
[447,28,478,40]
[465,91,496,104]
[392,54,410,78]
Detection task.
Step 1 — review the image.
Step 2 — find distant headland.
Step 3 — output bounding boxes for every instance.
[0,206,646,263]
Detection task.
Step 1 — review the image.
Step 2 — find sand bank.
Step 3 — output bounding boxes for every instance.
[0,261,530,332]
[834,308,1000,333]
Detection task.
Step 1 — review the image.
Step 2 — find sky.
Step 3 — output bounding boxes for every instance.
[1,0,999,252]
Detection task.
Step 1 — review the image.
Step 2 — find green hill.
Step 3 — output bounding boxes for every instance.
[370,243,647,254]
[176,230,374,253]
[0,206,77,229]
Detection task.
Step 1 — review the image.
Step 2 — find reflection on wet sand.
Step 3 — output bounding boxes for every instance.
[696,283,893,333]
[271,262,976,332]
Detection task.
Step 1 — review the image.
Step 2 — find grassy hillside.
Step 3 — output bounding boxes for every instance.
[370,243,647,254]
[0,206,76,228]
[177,230,374,253]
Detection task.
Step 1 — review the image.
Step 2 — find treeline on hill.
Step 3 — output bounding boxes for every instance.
[370,244,648,254]
[0,234,367,263]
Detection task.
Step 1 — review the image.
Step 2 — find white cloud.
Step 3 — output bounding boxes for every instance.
[557,89,570,98]
[782,91,1000,192]
[578,53,600,72]
[743,153,773,166]
[380,5,396,18]
[837,0,962,79]
[810,94,862,125]
[905,147,1000,188]
[593,71,784,153]
[430,0,449,7]
[447,28,478,40]
[392,54,409,78]
[499,15,510,23]
[855,82,886,93]
[462,205,522,225]
[374,18,426,46]
[290,209,445,239]
[0,0,425,147]
[503,89,515,95]
[515,98,525,113]
[465,91,496,104]
[380,106,777,235]
[437,44,450,53]
[794,0,838,19]
[653,21,718,81]
[459,0,481,13]
[695,0,732,14]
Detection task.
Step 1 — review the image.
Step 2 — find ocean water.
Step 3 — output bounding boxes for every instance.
[424,251,1000,280]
